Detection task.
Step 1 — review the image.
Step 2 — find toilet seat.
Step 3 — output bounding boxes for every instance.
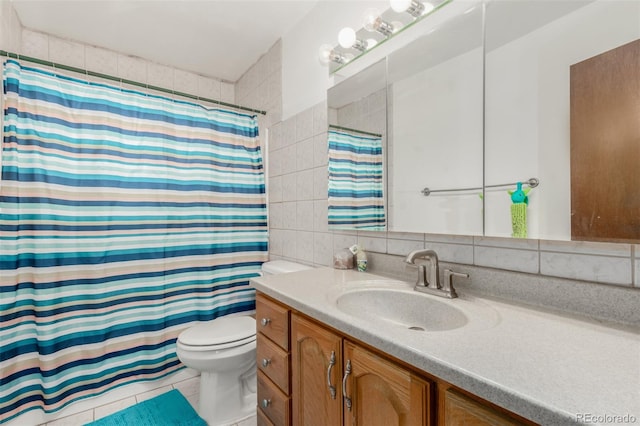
[178,316,256,351]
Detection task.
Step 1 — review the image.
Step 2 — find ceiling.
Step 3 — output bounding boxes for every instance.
[10,0,320,82]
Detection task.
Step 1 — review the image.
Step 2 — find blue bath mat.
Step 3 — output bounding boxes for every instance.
[85,389,206,426]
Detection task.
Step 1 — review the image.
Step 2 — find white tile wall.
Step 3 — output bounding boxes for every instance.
[117,54,147,83]
[85,46,118,76]
[49,38,85,69]
[197,75,221,101]
[16,30,232,114]
[173,69,199,94]
[20,29,49,58]
[147,62,174,89]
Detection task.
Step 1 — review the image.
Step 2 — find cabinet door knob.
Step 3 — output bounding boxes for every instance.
[262,358,271,367]
[342,359,352,411]
[261,399,271,409]
[260,318,271,326]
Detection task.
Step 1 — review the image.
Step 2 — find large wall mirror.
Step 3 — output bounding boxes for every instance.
[387,5,484,235]
[327,60,387,231]
[327,0,640,243]
[484,0,640,242]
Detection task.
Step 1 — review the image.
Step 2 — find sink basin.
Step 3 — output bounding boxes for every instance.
[336,288,468,332]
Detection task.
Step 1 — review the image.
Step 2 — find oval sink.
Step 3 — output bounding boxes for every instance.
[336,288,468,332]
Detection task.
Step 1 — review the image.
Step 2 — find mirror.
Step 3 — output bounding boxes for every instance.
[327,59,387,230]
[386,6,484,235]
[484,0,640,242]
[326,0,639,242]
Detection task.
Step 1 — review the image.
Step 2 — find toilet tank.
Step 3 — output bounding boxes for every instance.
[261,260,312,275]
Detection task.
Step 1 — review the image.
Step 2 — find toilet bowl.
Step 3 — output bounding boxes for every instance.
[176,261,312,425]
[177,316,257,425]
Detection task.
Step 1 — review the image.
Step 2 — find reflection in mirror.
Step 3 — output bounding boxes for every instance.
[484,0,640,242]
[386,6,484,235]
[327,60,387,230]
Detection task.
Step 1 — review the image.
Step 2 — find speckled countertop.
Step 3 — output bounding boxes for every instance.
[251,267,640,426]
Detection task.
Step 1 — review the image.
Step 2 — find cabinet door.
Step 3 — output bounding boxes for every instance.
[443,388,528,426]
[291,314,343,426]
[343,341,432,426]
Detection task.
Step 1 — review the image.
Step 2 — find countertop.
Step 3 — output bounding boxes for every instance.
[251,267,640,426]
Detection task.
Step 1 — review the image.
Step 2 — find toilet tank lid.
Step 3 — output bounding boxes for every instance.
[178,316,255,347]
[261,260,313,275]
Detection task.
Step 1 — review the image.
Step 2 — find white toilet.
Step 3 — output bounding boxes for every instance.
[176,260,311,425]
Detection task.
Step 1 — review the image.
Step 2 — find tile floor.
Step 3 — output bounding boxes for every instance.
[39,376,256,426]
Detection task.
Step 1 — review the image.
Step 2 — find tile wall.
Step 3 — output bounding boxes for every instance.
[16,29,235,108]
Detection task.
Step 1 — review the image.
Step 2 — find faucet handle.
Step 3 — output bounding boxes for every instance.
[442,269,469,298]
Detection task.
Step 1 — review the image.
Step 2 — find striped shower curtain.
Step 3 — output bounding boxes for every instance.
[327,130,385,230]
[0,60,267,422]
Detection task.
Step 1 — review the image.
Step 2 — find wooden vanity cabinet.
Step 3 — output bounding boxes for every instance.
[291,313,433,426]
[256,291,533,426]
[291,313,343,426]
[256,293,291,426]
[439,384,532,426]
[342,340,433,426]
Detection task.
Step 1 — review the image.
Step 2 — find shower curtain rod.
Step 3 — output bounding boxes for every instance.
[329,124,382,138]
[0,50,267,116]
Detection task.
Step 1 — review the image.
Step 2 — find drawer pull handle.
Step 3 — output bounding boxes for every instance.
[261,399,271,409]
[262,358,271,368]
[327,350,336,399]
[260,318,271,327]
[342,359,352,411]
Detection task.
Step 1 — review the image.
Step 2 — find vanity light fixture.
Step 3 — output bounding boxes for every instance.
[363,8,395,37]
[390,0,434,17]
[318,44,348,65]
[338,27,368,52]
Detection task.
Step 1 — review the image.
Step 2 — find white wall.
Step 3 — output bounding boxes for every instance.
[484,0,640,239]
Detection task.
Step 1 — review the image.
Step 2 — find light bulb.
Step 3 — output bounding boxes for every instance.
[391,0,433,17]
[363,8,380,32]
[391,21,404,33]
[318,44,334,65]
[338,27,357,49]
[422,1,435,14]
[390,0,412,13]
[363,8,394,36]
[318,44,346,65]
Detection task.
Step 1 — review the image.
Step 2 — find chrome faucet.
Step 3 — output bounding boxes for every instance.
[404,249,469,299]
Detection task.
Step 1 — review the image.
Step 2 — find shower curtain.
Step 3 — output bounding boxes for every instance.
[327,130,385,230]
[0,60,268,422]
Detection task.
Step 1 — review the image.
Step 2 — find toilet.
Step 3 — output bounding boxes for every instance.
[176,260,311,425]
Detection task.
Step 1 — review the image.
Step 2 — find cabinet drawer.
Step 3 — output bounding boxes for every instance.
[256,293,290,350]
[257,408,275,426]
[258,371,290,426]
[257,333,290,394]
